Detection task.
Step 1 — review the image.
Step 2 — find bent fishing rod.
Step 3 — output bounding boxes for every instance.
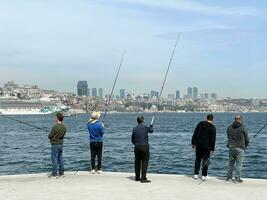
[102,52,125,123]
[150,33,181,125]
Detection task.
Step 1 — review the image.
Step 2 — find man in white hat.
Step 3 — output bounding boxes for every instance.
[87,111,104,174]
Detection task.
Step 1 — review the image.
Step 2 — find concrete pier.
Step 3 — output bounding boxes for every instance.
[0,171,266,200]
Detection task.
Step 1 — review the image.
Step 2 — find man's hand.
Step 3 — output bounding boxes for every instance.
[192,145,196,149]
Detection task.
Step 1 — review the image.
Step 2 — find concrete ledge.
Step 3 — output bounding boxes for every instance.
[0,171,266,200]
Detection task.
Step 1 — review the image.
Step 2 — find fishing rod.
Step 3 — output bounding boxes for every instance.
[0,114,49,132]
[150,33,181,125]
[102,52,125,123]
[0,114,70,139]
[252,123,267,139]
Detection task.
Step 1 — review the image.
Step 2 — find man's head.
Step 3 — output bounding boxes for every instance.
[235,115,243,124]
[137,116,144,124]
[56,112,64,123]
[207,114,214,123]
[90,111,101,120]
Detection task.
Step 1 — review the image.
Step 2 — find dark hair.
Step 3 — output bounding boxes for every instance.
[56,112,64,122]
[137,116,144,124]
[207,114,214,121]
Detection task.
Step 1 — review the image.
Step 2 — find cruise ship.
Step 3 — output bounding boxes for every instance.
[0,99,69,115]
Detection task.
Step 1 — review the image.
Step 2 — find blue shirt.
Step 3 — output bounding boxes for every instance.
[87,121,104,142]
[132,124,153,146]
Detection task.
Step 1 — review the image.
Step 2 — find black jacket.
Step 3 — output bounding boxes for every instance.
[132,124,153,146]
[227,122,249,150]
[191,121,216,151]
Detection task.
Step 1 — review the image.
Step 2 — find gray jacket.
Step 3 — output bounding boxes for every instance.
[227,122,249,150]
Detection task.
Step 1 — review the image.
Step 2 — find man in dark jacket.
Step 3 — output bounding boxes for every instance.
[48,112,67,178]
[191,114,216,181]
[132,116,153,183]
[226,115,249,183]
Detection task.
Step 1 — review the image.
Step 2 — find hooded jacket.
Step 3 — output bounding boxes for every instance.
[87,120,104,142]
[227,122,249,150]
[191,121,216,151]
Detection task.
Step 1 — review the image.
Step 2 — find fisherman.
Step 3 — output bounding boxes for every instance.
[226,115,249,183]
[48,112,67,178]
[191,114,216,181]
[87,111,104,174]
[132,116,153,183]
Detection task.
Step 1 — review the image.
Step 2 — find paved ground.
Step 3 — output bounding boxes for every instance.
[0,172,266,200]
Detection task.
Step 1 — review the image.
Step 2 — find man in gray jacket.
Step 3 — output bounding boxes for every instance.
[227,115,249,183]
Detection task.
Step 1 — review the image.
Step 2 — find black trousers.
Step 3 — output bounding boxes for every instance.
[134,145,149,180]
[194,147,211,176]
[90,142,103,170]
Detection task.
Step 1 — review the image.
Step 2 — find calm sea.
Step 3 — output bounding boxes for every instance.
[0,113,266,178]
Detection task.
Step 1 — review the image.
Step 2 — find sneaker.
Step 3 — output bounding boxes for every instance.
[226,176,232,182]
[90,169,96,174]
[135,177,141,181]
[59,173,65,178]
[193,174,199,180]
[201,176,210,181]
[48,174,58,179]
[235,178,243,183]
[97,169,103,174]
[141,179,151,183]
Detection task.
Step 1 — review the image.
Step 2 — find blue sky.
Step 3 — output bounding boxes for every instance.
[0,0,266,98]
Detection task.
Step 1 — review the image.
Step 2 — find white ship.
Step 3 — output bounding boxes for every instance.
[0,99,69,115]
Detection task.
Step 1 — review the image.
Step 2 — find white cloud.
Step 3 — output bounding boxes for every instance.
[112,0,261,17]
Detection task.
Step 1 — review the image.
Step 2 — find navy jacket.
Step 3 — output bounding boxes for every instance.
[132,124,153,146]
[87,121,104,142]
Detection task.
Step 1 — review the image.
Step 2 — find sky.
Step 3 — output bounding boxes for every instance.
[0,0,266,98]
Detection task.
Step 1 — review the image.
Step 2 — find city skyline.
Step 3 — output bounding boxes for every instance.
[0,1,266,98]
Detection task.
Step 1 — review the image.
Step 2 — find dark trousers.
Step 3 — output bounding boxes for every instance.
[134,145,149,180]
[90,142,103,170]
[194,147,210,176]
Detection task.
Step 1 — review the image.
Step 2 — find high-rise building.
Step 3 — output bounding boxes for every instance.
[204,93,209,99]
[210,93,218,100]
[77,81,88,96]
[176,90,180,99]
[87,88,90,97]
[92,88,97,97]
[151,90,159,98]
[120,89,126,99]
[193,87,198,99]
[187,87,193,98]
[98,88,103,98]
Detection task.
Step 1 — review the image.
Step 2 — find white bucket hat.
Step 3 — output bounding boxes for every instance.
[89,111,101,122]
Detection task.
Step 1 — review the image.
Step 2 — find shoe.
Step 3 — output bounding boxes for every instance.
[48,174,58,179]
[201,176,210,181]
[235,178,243,183]
[90,169,96,174]
[193,174,199,180]
[226,176,232,182]
[59,173,65,178]
[97,169,103,174]
[141,179,151,183]
[135,177,141,181]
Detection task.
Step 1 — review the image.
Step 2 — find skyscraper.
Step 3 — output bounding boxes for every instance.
[77,81,88,96]
[98,88,103,98]
[187,87,193,98]
[92,88,97,97]
[120,89,126,99]
[211,93,218,100]
[151,90,159,98]
[176,90,180,99]
[87,88,90,97]
[193,87,198,99]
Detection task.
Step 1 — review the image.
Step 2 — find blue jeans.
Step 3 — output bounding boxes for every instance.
[51,144,64,175]
[227,148,244,179]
